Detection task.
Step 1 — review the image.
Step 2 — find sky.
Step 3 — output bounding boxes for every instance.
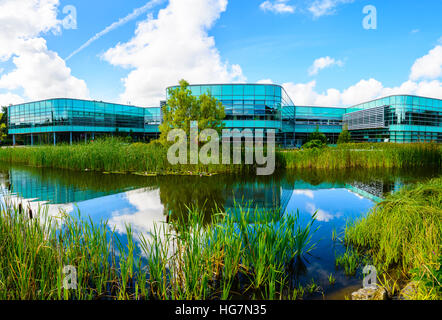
[0,0,441,108]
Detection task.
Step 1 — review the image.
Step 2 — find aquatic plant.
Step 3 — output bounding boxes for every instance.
[305,278,322,295]
[145,205,318,300]
[0,137,258,175]
[344,176,442,300]
[280,142,441,169]
[328,274,336,285]
[335,248,360,276]
[0,140,439,174]
[0,199,318,300]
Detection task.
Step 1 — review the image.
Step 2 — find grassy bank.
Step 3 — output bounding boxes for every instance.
[343,177,442,299]
[0,200,317,300]
[1,139,440,174]
[281,143,441,169]
[0,138,260,175]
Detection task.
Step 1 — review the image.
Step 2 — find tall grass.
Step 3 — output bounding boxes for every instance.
[2,140,439,174]
[280,143,441,169]
[0,138,256,175]
[335,248,360,277]
[0,199,317,300]
[344,177,442,299]
[140,206,318,300]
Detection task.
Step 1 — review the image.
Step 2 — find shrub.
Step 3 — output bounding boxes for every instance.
[337,125,351,144]
[308,126,327,144]
[303,139,327,149]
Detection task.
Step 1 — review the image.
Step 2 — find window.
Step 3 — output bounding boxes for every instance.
[211,85,222,95]
[233,85,244,96]
[275,86,282,97]
[222,85,233,95]
[255,85,265,96]
[244,85,254,96]
[201,86,211,95]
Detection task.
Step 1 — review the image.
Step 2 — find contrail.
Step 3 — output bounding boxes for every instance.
[66,0,165,61]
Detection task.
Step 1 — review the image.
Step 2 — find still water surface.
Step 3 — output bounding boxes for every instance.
[1,163,439,299]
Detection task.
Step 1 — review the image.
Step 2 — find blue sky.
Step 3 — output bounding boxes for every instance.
[0,0,441,107]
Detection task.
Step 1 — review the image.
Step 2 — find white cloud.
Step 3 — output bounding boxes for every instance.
[283,78,442,107]
[107,188,174,258]
[0,0,61,61]
[409,45,442,81]
[103,0,245,107]
[0,92,25,106]
[0,0,89,105]
[66,0,165,61]
[340,78,384,105]
[108,189,165,239]
[260,0,295,14]
[308,0,354,18]
[257,79,274,84]
[293,189,314,199]
[305,202,336,222]
[283,43,442,106]
[0,38,89,100]
[308,56,344,76]
[282,80,346,106]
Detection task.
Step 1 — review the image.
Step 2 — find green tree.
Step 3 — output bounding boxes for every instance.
[337,124,351,144]
[159,80,225,143]
[303,139,327,149]
[307,125,327,144]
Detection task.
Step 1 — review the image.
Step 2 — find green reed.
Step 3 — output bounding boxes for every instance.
[328,273,336,285]
[3,139,439,175]
[335,248,360,276]
[0,199,317,300]
[280,143,441,169]
[0,137,256,175]
[343,176,442,300]
[145,205,318,300]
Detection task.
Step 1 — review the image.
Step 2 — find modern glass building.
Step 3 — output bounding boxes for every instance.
[291,106,346,145]
[343,95,442,143]
[8,98,160,145]
[7,86,442,146]
[166,84,294,143]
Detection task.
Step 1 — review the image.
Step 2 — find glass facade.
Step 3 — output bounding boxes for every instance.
[291,106,346,145]
[8,98,160,144]
[7,89,442,146]
[167,84,294,136]
[9,168,115,204]
[144,107,162,133]
[344,95,442,143]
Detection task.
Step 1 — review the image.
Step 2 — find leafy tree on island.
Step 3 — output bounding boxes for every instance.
[337,124,351,145]
[159,79,225,144]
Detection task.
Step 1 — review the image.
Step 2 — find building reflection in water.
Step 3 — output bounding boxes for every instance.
[1,165,439,240]
[2,164,439,296]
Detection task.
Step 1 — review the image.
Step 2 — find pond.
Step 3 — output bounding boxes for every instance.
[0,163,439,299]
